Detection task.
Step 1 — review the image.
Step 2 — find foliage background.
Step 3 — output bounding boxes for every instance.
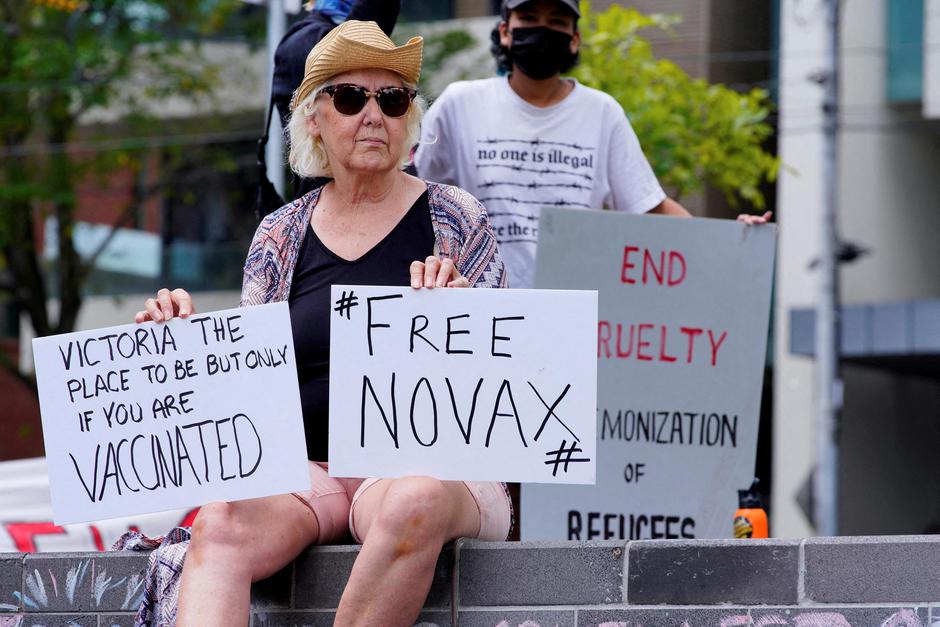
[571,2,779,210]
[0,0,261,339]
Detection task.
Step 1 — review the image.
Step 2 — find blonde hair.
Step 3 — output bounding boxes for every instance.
[287,80,426,179]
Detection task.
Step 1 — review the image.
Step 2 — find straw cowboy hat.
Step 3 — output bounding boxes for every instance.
[290,20,423,111]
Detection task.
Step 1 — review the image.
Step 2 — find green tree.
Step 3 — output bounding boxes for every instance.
[0,0,253,343]
[572,2,779,210]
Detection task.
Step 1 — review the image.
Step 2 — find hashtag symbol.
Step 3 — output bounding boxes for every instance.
[333,290,359,320]
[544,440,591,477]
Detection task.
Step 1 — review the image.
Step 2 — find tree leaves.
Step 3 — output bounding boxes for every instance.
[572,2,779,210]
[0,0,250,336]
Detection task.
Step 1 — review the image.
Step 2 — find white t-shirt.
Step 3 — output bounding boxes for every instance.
[415,76,666,288]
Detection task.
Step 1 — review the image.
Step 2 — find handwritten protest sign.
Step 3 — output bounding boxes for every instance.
[32,303,309,525]
[328,286,597,483]
[523,208,776,540]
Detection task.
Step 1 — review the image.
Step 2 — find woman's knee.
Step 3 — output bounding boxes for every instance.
[189,501,248,555]
[371,477,452,546]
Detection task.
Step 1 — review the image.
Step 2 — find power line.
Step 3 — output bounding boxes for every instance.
[0,122,931,168]
[0,39,937,93]
[1,112,935,161]
[0,161,260,200]
[0,128,261,158]
[780,120,940,136]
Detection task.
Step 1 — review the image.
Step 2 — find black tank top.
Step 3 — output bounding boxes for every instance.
[288,190,434,461]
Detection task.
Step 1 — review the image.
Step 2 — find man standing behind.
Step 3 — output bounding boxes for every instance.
[415,0,767,288]
[272,0,401,128]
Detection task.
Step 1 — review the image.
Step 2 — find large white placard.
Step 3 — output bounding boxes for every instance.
[32,303,310,525]
[328,286,597,483]
[524,208,776,540]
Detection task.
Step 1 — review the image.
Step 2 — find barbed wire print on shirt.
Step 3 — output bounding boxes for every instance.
[474,138,598,246]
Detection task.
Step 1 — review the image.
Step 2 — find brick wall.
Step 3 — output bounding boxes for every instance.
[3,535,937,626]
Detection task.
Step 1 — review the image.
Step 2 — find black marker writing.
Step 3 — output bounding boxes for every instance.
[491,316,524,358]
[445,314,472,355]
[69,413,264,503]
[190,314,244,346]
[409,378,438,447]
[66,370,131,403]
[366,294,404,356]
[58,325,178,370]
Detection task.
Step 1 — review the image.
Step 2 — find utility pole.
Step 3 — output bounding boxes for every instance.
[815,0,842,537]
[265,0,286,197]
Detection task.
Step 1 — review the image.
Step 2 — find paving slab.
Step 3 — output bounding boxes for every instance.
[0,554,24,612]
[750,605,928,626]
[459,609,575,627]
[579,607,752,626]
[804,536,940,603]
[626,539,800,605]
[251,563,293,609]
[98,614,137,627]
[293,544,453,609]
[20,553,148,613]
[252,609,451,626]
[458,540,624,606]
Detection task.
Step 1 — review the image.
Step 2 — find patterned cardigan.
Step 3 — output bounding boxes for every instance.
[240,181,507,307]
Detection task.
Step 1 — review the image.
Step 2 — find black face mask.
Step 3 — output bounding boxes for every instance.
[509,26,577,80]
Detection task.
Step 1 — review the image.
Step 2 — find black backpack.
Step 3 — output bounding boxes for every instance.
[254,2,401,220]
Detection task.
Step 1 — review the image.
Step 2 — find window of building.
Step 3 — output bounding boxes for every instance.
[401,1,454,22]
[886,0,924,103]
[400,0,499,22]
[73,137,260,297]
[159,139,259,293]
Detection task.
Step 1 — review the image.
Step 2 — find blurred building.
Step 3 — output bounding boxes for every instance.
[7,14,271,460]
[775,0,940,536]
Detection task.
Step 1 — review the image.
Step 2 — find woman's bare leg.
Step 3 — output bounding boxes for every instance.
[334,477,480,627]
[177,493,320,627]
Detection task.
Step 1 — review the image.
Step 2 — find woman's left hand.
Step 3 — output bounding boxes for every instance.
[736,211,773,225]
[410,256,470,289]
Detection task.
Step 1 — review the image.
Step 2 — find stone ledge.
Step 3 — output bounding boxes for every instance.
[1,536,938,625]
[575,606,933,626]
[803,535,940,603]
[8,552,148,614]
[0,552,24,613]
[626,538,802,605]
[456,540,624,607]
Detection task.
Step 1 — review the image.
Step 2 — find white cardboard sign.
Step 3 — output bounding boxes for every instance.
[524,208,776,540]
[32,303,310,525]
[328,286,598,483]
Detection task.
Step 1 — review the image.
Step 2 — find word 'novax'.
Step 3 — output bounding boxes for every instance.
[359,373,576,450]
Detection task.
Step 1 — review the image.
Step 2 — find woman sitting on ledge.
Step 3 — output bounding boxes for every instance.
[133,20,511,627]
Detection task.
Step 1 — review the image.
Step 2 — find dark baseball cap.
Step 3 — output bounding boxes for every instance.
[503,0,581,18]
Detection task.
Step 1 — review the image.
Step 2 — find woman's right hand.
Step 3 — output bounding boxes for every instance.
[410,256,469,289]
[134,288,196,323]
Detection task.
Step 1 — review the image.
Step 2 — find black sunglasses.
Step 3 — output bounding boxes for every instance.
[321,83,417,118]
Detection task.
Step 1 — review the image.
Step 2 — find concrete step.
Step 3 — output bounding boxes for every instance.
[2,535,938,626]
